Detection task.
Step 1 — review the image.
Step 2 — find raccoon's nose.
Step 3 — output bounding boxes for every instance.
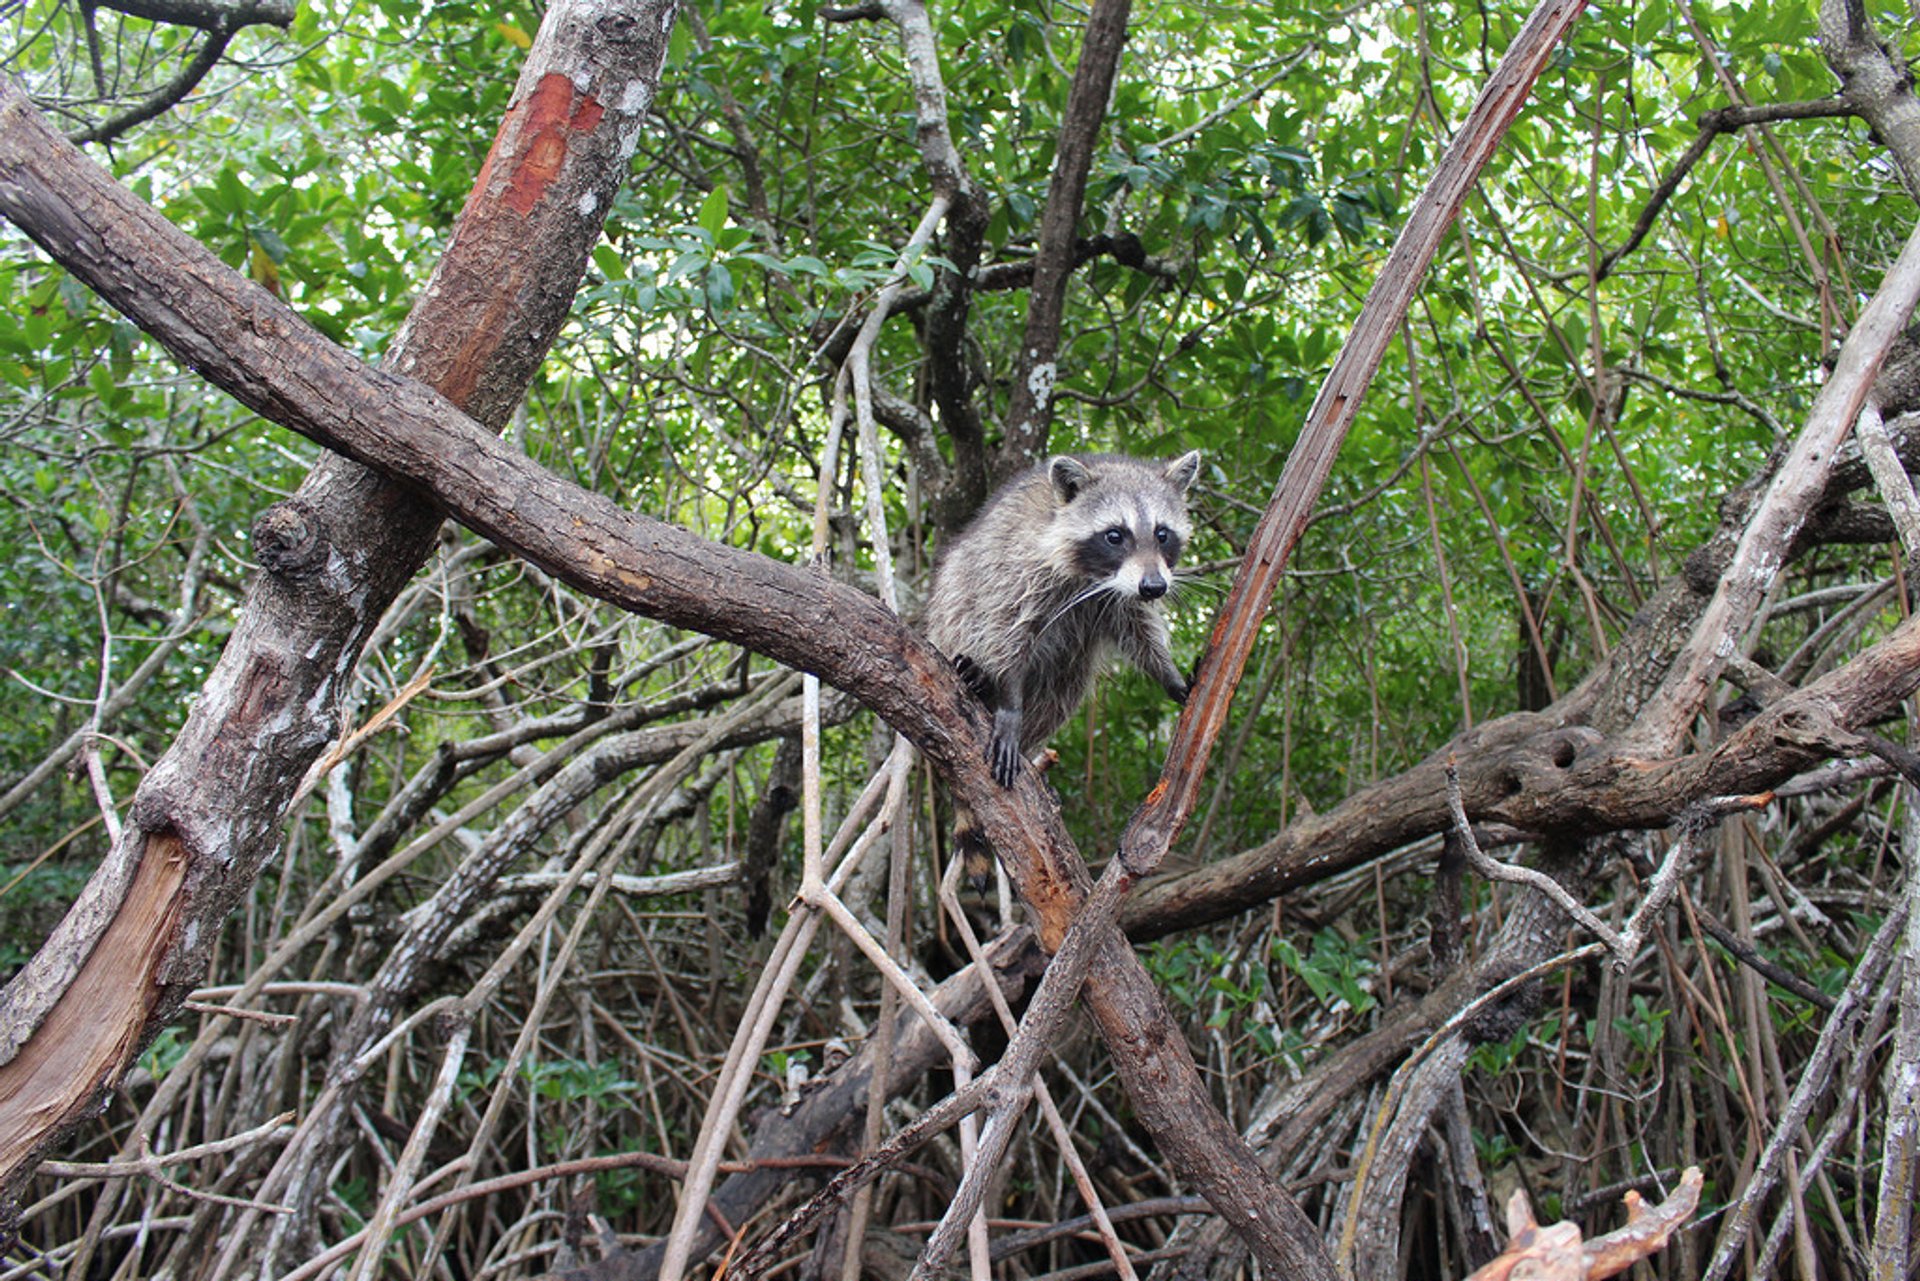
[1139,571,1168,600]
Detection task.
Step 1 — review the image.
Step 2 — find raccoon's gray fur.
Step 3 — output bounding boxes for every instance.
[927,450,1200,884]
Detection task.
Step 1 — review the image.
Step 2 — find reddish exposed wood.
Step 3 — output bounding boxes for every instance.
[494,73,609,216]
[1465,1167,1703,1281]
[0,834,187,1163]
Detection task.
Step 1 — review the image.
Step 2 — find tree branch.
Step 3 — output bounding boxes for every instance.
[67,29,233,147]
[1597,99,1852,280]
[92,0,294,31]
[1820,0,1920,200]
[999,0,1136,476]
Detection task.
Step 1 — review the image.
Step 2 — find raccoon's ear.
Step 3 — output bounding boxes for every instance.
[1165,450,1201,493]
[1048,456,1093,504]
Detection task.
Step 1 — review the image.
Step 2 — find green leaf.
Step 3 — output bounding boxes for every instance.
[704,262,735,310]
[698,184,731,239]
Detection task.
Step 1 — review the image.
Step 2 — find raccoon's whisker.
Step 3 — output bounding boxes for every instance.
[1038,582,1116,636]
[1169,575,1226,599]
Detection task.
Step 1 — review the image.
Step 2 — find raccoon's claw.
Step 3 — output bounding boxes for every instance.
[990,737,1023,788]
[989,712,1025,787]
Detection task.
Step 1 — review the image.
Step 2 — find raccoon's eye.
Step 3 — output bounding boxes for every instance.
[1155,525,1172,545]
[1103,527,1127,547]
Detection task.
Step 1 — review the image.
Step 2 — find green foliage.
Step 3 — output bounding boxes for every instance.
[1468,1012,1557,1076]
[519,1057,639,1103]
[137,1026,188,1083]
[1271,930,1378,1016]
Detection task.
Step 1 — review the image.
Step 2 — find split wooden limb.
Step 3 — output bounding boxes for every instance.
[1466,1166,1704,1280]
[1443,761,1738,967]
[1117,0,1595,879]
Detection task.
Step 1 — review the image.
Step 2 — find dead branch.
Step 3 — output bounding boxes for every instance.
[1467,1167,1704,1280]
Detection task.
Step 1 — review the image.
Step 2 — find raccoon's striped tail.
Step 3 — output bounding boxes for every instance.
[952,801,995,894]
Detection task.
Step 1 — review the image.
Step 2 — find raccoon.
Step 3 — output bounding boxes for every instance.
[926,450,1201,886]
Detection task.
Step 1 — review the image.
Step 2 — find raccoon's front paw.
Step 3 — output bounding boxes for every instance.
[989,710,1025,787]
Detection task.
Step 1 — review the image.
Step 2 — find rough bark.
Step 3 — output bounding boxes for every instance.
[1125,609,1920,940]
[1821,0,1920,201]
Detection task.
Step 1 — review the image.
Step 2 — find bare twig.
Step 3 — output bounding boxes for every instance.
[68,31,234,147]
[659,195,974,1281]
[1597,99,1851,279]
[39,1111,295,1179]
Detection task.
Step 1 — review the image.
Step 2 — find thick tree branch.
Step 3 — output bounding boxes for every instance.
[1129,614,1920,938]
[1821,0,1920,200]
[1625,211,1920,751]
[999,0,1136,476]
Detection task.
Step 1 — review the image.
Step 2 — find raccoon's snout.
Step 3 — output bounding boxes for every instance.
[1138,571,1169,600]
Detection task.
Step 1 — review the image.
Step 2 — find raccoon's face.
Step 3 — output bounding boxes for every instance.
[1049,452,1199,601]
